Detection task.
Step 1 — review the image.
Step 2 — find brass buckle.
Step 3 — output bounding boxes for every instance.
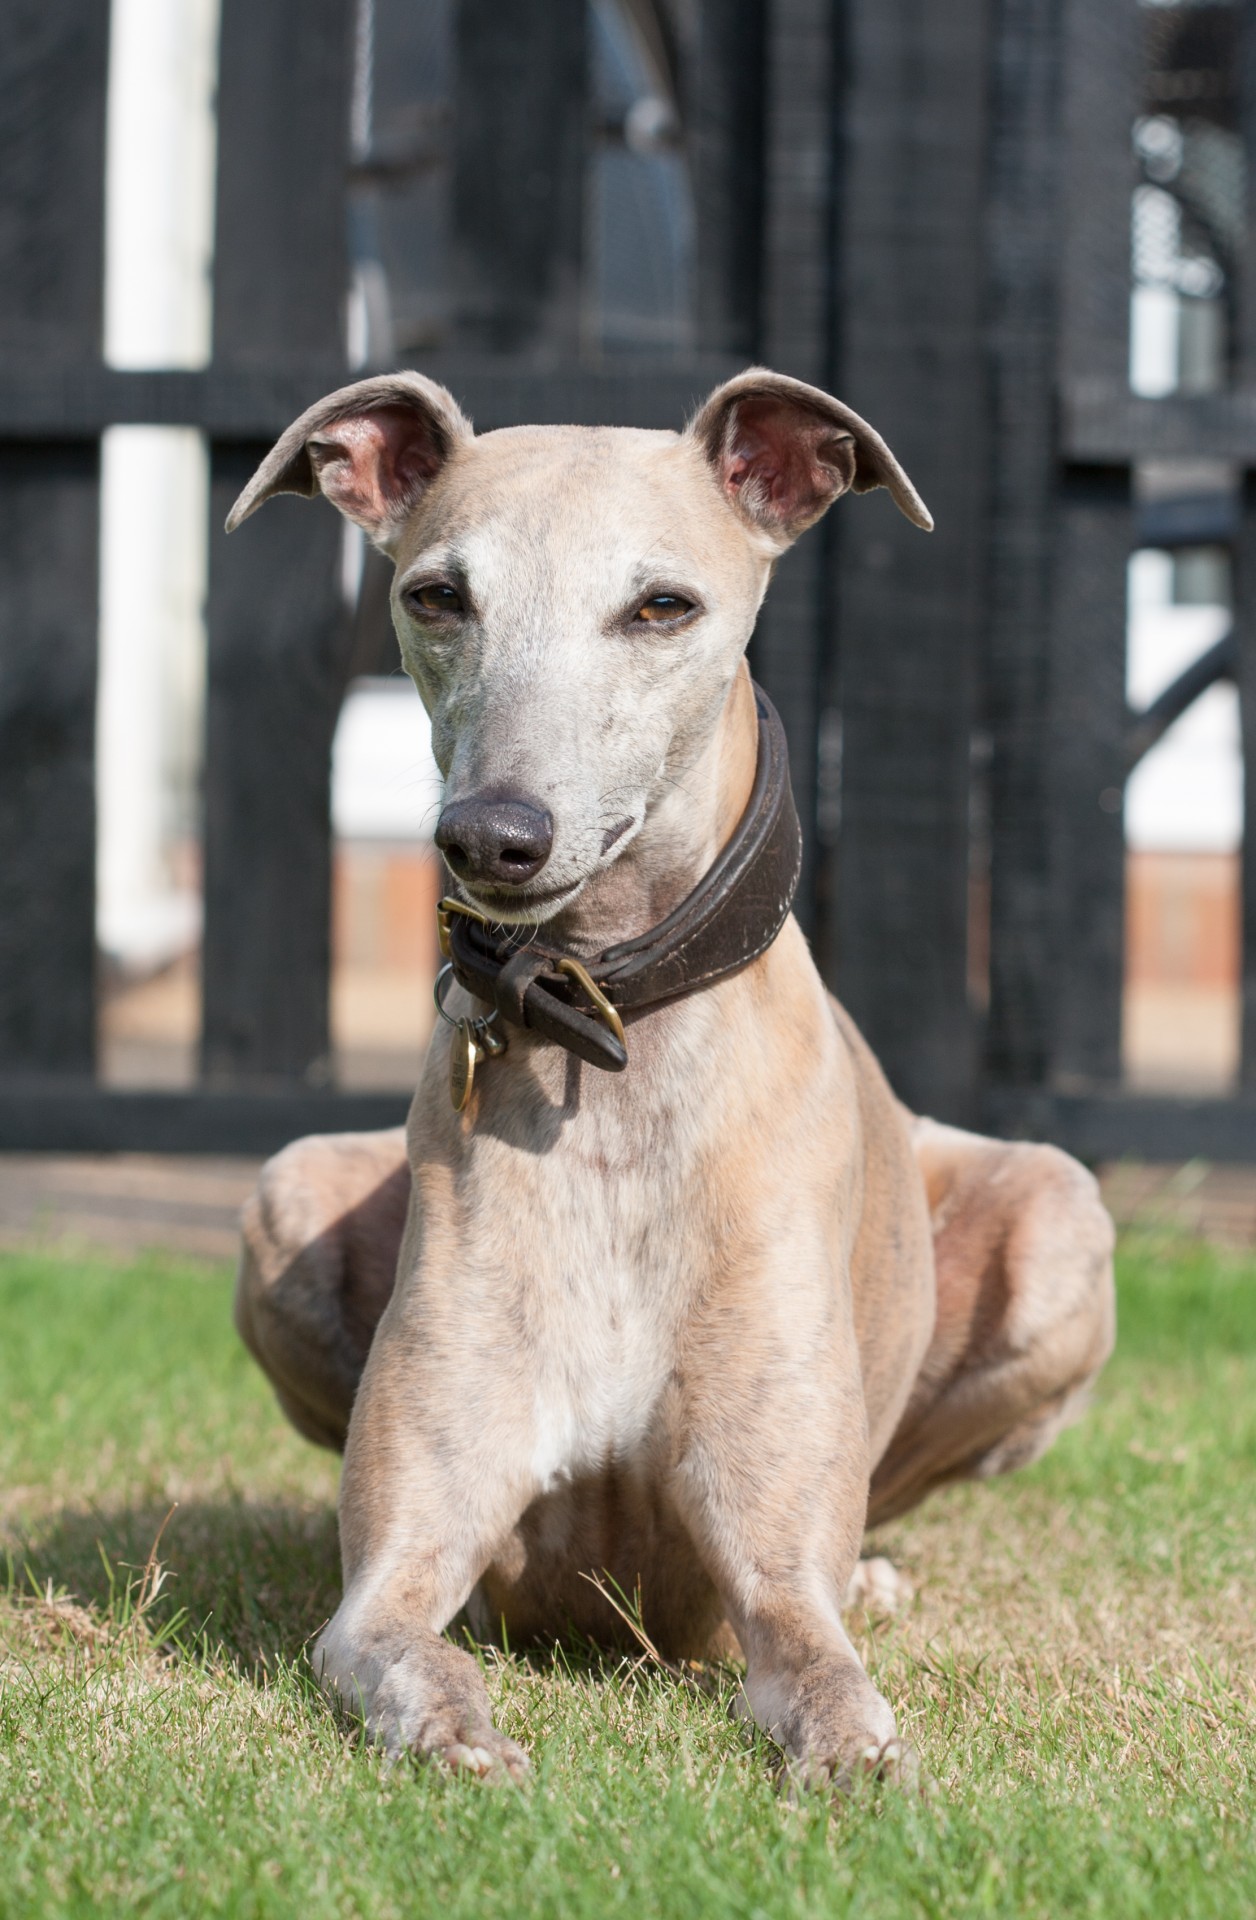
[437,895,492,960]
[556,957,626,1051]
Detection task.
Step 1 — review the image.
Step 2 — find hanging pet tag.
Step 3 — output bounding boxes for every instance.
[450,1017,481,1112]
[433,960,505,1114]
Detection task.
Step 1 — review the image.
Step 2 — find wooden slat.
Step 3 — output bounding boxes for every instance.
[0,364,347,437]
[451,0,587,352]
[984,0,1063,1088]
[751,0,836,939]
[1242,476,1256,1087]
[13,365,1256,463]
[202,460,351,1085]
[685,0,767,360]
[1044,0,1137,1086]
[1062,384,1256,464]
[987,0,1137,1093]
[826,0,988,1120]
[201,0,354,1085]
[4,1076,1252,1164]
[0,1079,409,1155]
[0,3,109,1073]
[211,1,354,365]
[1046,466,1132,1083]
[985,1087,1256,1163]
[0,6,110,359]
[1236,15,1256,1092]
[0,445,101,1072]
[1057,1,1138,393]
[0,358,744,439]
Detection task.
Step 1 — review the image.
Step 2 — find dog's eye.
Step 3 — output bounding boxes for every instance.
[634,595,693,624]
[409,583,464,615]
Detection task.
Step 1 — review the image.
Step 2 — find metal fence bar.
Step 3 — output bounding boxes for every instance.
[826,0,988,1120]
[0,4,110,1074]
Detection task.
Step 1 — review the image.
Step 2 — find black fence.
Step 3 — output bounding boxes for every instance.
[1,0,1253,1159]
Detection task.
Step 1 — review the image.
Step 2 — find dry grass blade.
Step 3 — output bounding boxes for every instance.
[576,1568,727,1698]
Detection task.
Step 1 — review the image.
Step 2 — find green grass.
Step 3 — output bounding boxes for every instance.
[1,1232,1253,1918]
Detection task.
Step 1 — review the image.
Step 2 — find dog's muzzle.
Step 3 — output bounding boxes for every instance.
[432,683,802,1105]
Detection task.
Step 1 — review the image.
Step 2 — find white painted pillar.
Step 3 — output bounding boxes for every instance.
[97,0,219,972]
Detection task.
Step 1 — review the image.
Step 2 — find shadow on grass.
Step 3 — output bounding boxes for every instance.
[7,1501,712,1690]
[8,1496,342,1673]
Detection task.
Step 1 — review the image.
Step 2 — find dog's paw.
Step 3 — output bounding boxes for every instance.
[832,1734,921,1795]
[780,1735,921,1803]
[843,1556,914,1618]
[437,1726,531,1785]
[314,1605,530,1781]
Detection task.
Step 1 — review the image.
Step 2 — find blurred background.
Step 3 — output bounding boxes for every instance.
[1,0,1254,1168]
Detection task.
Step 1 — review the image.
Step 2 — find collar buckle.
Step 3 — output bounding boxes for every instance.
[437,895,491,960]
[555,957,627,1052]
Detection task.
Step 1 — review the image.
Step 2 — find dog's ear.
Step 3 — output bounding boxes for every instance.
[224,372,473,552]
[688,367,932,549]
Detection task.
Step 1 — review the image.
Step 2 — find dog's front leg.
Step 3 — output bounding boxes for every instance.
[673,1250,905,1792]
[313,1274,537,1780]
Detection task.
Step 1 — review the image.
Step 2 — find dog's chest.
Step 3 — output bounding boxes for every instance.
[522,1169,690,1488]
[446,1024,744,1487]
[472,1103,705,1486]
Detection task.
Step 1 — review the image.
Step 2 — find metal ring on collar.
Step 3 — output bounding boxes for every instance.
[432,961,501,1034]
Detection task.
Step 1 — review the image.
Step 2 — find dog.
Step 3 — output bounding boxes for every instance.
[229,368,1115,1789]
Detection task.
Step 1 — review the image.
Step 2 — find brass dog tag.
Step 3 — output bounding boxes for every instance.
[450,1018,482,1111]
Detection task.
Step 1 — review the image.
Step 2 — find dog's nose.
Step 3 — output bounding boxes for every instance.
[435,795,554,886]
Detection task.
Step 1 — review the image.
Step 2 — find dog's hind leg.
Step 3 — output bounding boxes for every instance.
[234,1128,411,1450]
[866,1120,1115,1528]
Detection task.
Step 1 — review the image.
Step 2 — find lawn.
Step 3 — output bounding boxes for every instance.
[1,1228,1253,1918]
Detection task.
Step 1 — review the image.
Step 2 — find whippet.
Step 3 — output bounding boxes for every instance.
[230,368,1114,1789]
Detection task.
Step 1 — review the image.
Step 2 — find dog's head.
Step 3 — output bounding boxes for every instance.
[229,369,930,924]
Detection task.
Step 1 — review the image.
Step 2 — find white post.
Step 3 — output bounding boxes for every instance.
[97,0,220,974]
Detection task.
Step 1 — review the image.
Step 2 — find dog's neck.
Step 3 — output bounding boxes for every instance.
[543,662,761,958]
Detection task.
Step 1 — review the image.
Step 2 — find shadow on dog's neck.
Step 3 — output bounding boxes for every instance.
[542,660,760,960]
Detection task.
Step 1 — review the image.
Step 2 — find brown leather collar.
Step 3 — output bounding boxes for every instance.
[442,683,802,1072]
